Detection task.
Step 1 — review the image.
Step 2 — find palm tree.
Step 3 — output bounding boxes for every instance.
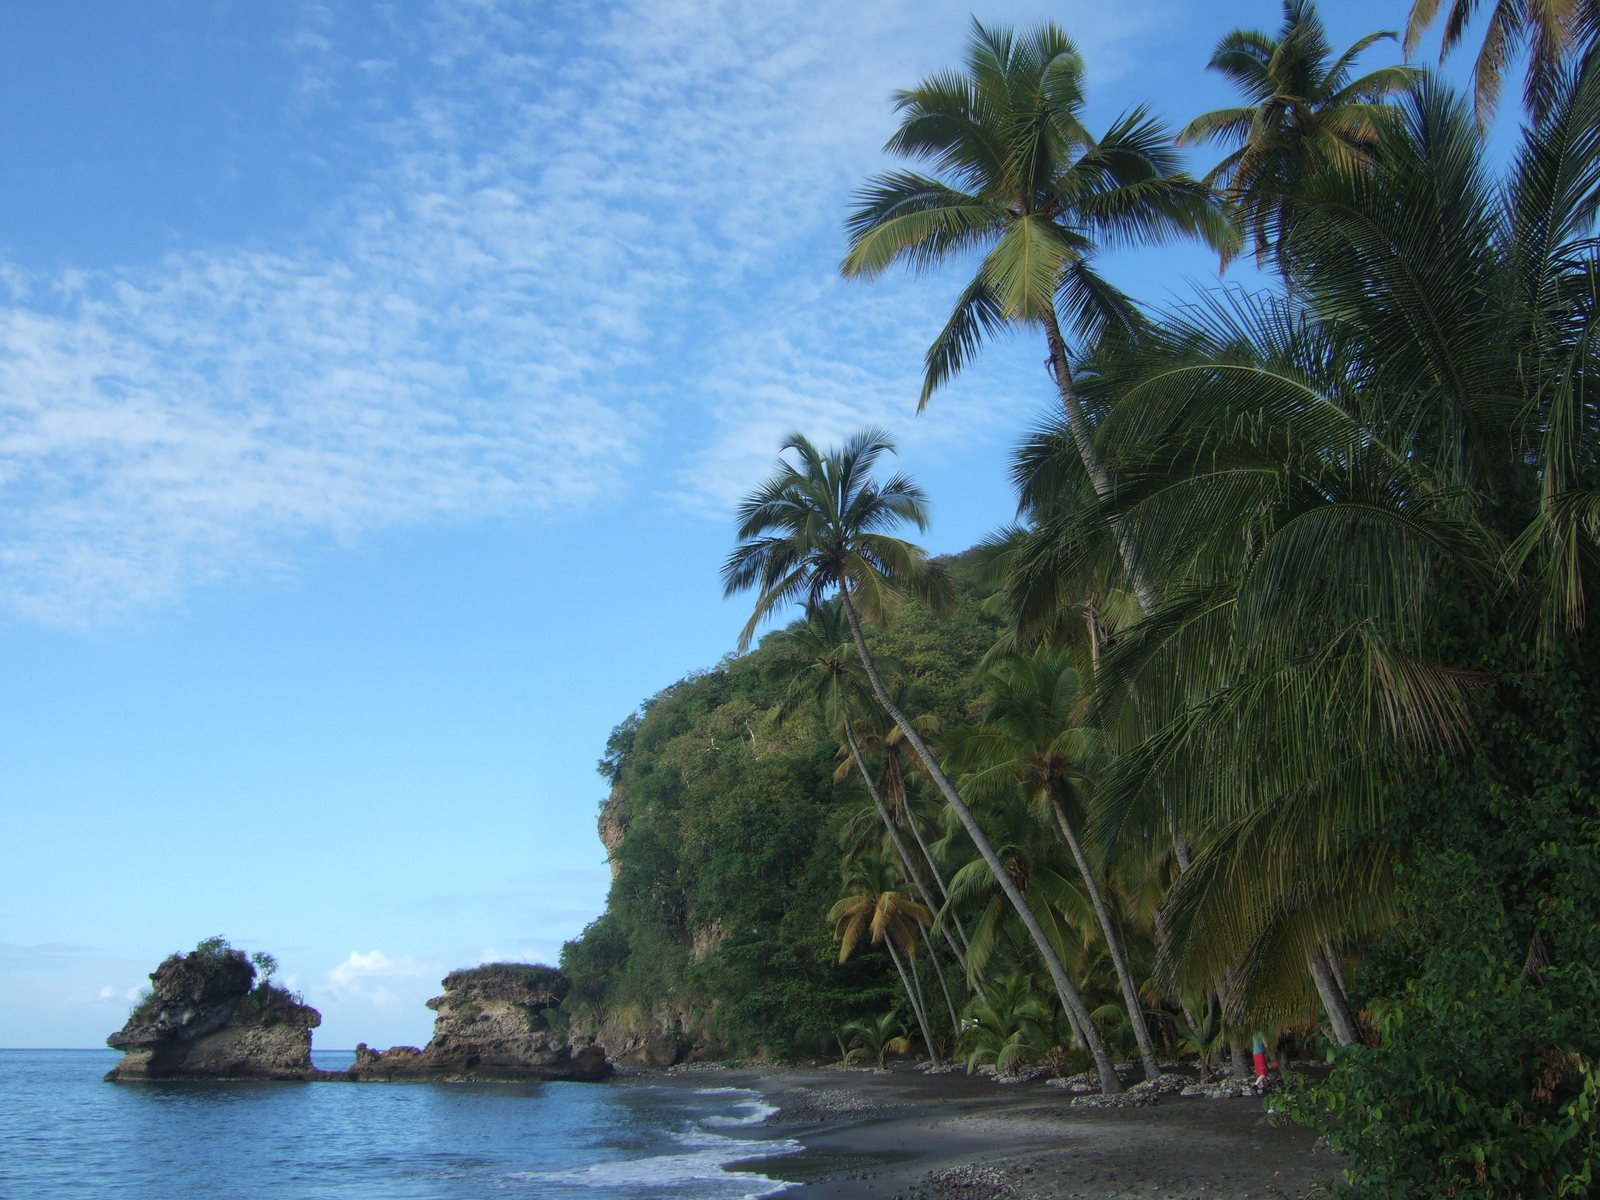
[828,854,941,1066]
[842,690,969,943]
[1060,66,1600,1032]
[841,19,1232,611]
[840,1009,913,1068]
[945,649,1163,1081]
[1178,0,1419,267]
[767,602,976,990]
[958,971,1059,1077]
[724,429,1125,1092]
[937,789,1095,1007]
[1406,0,1599,121]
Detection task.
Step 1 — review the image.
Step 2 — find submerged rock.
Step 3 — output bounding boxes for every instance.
[347,963,611,1082]
[106,942,322,1081]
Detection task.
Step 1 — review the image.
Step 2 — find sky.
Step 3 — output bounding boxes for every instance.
[0,0,1477,1049]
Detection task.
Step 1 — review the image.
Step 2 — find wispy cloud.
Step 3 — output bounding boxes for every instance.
[0,0,1165,627]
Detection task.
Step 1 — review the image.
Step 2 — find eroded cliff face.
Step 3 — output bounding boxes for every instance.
[349,963,611,1082]
[106,945,613,1084]
[586,1006,692,1069]
[598,785,629,880]
[105,948,321,1081]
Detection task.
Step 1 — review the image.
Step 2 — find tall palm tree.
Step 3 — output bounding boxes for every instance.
[828,853,941,1067]
[1406,0,1599,121]
[841,19,1233,611]
[945,649,1163,1081]
[1178,0,1419,267]
[724,429,1125,1092]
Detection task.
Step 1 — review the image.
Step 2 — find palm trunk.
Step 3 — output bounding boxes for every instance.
[844,724,975,992]
[1043,313,1157,613]
[906,946,939,1065]
[902,798,979,969]
[840,586,1122,1094]
[1308,945,1361,1046]
[886,935,940,1068]
[1323,938,1351,1000]
[1092,601,1200,1082]
[1230,1036,1252,1079]
[902,800,972,960]
[1045,782,1162,1082]
[921,927,962,1046]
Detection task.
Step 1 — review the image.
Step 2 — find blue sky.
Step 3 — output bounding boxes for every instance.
[0,0,1469,1048]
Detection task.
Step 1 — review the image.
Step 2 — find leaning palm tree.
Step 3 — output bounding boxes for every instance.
[1178,0,1419,267]
[843,688,962,926]
[828,854,941,1066]
[767,603,975,985]
[724,428,1125,1092]
[945,649,1163,1081]
[841,19,1233,611]
[937,788,1095,1002]
[1406,0,1599,121]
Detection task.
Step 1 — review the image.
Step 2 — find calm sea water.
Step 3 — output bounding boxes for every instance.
[0,1050,800,1199]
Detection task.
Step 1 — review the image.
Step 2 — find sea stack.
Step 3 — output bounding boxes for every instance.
[105,941,322,1081]
[348,962,611,1082]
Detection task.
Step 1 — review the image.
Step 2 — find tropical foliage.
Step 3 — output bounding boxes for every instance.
[563,3,1600,1191]
[839,1010,913,1068]
[1407,0,1600,120]
[1178,0,1419,266]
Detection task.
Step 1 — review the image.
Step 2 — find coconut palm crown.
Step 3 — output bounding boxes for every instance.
[722,429,953,650]
[841,18,1233,409]
[1178,0,1420,267]
[1407,0,1600,121]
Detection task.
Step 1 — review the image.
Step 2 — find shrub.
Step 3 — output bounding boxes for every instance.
[1282,654,1600,1197]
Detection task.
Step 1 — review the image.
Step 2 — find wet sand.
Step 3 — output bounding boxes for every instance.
[697,1065,1336,1200]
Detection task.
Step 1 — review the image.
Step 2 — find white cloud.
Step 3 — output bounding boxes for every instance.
[321,949,438,1009]
[97,985,116,1002]
[328,949,395,988]
[0,0,1166,627]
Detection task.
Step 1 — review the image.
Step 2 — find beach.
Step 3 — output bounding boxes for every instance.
[701,1066,1335,1200]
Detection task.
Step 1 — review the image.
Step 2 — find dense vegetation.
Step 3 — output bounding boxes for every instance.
[565,3,1599,1194]
[560,557,1000,1059]
[127,936,306,1027]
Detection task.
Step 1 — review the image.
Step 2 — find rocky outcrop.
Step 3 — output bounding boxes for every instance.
[106,944,322,1081]
[106,945,611,1084]
[607,1027,687,1069]
[347,963,611,1082]
[598,786,629,880]
[584,999,711,1068]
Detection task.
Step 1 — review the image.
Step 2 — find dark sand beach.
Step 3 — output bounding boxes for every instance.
[703,1066,1335,1200]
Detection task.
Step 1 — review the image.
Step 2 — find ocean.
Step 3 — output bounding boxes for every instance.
[0,1050,801,1199]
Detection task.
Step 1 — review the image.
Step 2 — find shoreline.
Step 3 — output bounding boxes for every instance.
[651,1064,1338,1200]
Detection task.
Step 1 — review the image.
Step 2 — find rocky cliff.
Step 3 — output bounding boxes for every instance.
[105,943,321,1081]
[597,785,629,880]
[349,963,611,1082]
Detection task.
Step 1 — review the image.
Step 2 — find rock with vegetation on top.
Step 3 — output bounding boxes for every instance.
[347,963,611,1082]
[105,937,322,1081]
